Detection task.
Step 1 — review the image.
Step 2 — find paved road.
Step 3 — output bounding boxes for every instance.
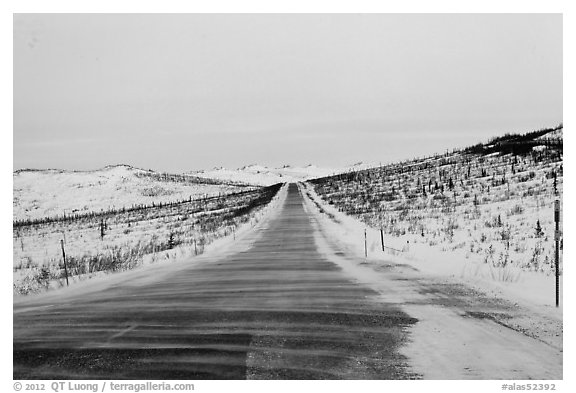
[13,184,418,379]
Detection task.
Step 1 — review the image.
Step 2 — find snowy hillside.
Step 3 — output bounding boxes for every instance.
[309,125,563,279]
[190,163,375,186]
[13,165,251,222]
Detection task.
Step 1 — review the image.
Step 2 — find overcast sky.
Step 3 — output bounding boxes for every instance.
[13,14,562,172]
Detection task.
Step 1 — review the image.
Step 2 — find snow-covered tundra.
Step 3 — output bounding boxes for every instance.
[13,165,282,295]
[307,126,563,310]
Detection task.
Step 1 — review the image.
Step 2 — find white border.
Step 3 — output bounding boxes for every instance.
[3,2,572,392]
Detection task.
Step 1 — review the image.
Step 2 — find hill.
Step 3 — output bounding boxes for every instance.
[308,125,563,280]
[13,164,253,222]
[189,164,345,186]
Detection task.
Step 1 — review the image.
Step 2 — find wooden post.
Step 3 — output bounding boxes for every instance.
[60,239,69,286]
[194,239,197,256]
[364,229,367,259]
[380,228,384,251]
[555,200,560,307]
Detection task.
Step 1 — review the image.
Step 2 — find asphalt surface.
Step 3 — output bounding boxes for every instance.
[13,184,418,380]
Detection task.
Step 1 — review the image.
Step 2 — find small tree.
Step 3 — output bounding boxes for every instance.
[168,232,176,249]
[535,220,544,237]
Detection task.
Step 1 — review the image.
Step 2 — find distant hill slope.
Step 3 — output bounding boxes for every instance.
[13,164,252,221]
[190,163,372,186]
[464,125,563,156]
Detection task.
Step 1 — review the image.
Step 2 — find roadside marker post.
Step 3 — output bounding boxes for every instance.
[555,200,560,308]
[380,228,385,252]
[364,229,367,259]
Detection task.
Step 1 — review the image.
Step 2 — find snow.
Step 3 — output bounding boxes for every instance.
[399,302,561,379]
[14,184,289,299]
[12,162,385,222]
[13,165,246,221]
[190,165,337,186]
[536,127,563,141]
[301,182,562,379]
[190,162,381,186]
[301,182,562,319]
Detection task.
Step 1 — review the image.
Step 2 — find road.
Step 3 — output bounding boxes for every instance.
[13,183,562,379]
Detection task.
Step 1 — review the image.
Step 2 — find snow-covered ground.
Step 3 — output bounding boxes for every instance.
[301,182,562,318]
[13,165,248,221]
[12,162,378,221]
[13,183,285,296]
[306,127,563,316]
[301,179,563,379]
[13,161,386,222]
[535,128,563,141]
[15,184,290,301]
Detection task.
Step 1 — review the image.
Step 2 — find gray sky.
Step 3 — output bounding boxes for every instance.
[13,14,562,172]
